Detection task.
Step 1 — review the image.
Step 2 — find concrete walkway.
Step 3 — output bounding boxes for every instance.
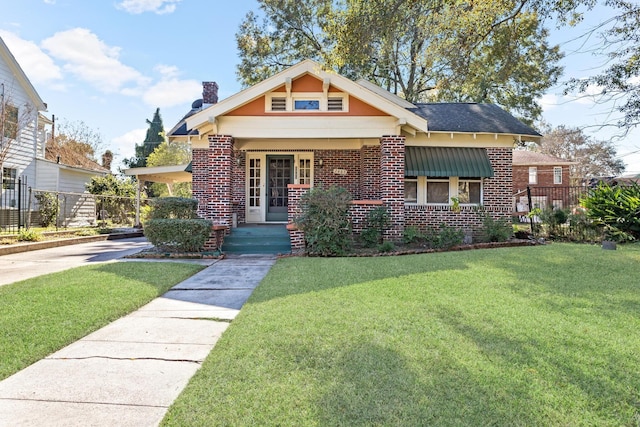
[0,254,276,426]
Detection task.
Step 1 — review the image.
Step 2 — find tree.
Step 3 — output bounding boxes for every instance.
[86,174,136,225]
[123,108,165,168]
[145,140,192,197]
[236,0,566,124]
[537,124,625,182]
[565,0,640,134]
[53,118,105,161]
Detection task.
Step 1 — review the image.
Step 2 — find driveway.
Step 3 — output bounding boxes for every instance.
[0,237,152,286]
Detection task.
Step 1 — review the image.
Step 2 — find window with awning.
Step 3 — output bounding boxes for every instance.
[405,147,494,178]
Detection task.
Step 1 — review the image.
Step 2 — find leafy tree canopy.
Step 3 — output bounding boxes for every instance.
[86,174,136,198]
[145,140,192,198]
[236,0,590,125]
[54,119,105,161]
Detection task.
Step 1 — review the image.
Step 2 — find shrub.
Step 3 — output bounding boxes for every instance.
[295,186,352,256]
[360,206,390,247]
[479,212,512,242]
[433,223,464,249]
[34,192,59,227]
[148,197,199,220]
[17,228,42,242]
[403,226,422,244]
[539,207,569,238]
[581,182,640,242]
[144,219,213,252]
[378,241,395,252]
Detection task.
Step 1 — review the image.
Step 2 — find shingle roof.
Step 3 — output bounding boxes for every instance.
[512,150,575,165]
[409,103,541,137]
[167,99,203,137]
[45,142,110,173]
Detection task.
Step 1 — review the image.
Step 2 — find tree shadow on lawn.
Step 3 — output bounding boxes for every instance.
[249,251,476,304]
[430,304,640,424]
[315,341,552,426]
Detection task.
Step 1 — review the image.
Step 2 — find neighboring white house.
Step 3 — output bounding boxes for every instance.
[1,36,109,228]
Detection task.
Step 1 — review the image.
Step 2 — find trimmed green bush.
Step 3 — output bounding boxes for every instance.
[148,197,199,220]
[295,186,352,256]
[144,219,212,252]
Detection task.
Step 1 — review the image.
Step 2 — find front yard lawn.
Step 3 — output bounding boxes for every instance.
[163,243,640,426]
[0,262,204,380]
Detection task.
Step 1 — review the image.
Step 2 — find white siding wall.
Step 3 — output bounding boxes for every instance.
[1,58,39,189]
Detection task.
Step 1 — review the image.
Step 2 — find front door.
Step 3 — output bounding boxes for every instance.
[266,155,294,221]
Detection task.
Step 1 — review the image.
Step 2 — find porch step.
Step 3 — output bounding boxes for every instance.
[222,225,291,255]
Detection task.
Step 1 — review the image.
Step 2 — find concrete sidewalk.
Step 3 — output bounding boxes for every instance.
[0,255,276,427]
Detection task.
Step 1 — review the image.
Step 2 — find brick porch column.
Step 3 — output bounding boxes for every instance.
[208,135,234,226]
[380,135,405,240]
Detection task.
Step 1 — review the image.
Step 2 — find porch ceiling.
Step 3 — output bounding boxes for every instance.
[122,164,192,183]
[405,147,494,178]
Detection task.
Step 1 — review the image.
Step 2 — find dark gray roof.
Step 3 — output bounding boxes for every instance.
[167,99,203,137]
[409,103,541,137]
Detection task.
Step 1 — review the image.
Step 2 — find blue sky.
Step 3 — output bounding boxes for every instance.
[1,0,638,175]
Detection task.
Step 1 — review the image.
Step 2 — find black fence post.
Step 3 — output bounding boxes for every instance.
[527,186,534,235]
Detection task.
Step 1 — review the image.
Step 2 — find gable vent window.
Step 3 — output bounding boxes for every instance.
[327,97,343,111]
[271,97,286,111]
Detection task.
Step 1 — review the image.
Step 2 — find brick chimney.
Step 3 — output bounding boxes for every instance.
[203,82,219,104]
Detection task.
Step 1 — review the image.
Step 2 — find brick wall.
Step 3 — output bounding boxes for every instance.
[191,148,209,219]
[513,164,571,190]
[360,145,381,199]
[405,147,513,241]
[207,135,234,227]
[313,149,361,198]
[380,136,405,239]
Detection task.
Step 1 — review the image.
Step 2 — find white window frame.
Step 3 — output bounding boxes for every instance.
[2,167,17,190]
[553,166,562,184]
[457,178,483,205]
[529,167,538,184]
[405,176,484,206]
[265,92,349,113]
[426,178,451,205]
[404,177,418,203]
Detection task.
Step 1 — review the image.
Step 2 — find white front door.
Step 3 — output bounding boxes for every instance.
[245,152,313,223]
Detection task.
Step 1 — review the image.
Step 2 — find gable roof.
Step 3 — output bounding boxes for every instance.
[185,59,429,134]
[45,142,110,173]
[411,103,541,138]
[512,150,576,165]
[0,36,47,112]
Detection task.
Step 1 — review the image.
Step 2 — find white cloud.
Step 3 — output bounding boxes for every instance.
[43,0,56,4]
[539,93,560,111]
[0,30,64,88]
[140,64,201,108]
[110,127,146,167]
[116,0,182,14]
[41,28,150,94]
[143,78,202,108]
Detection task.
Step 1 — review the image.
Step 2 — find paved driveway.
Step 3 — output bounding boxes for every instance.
[0,237,152,286]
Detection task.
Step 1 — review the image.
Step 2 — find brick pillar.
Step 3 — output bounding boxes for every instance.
[287,184,310,254]
[191,148,209,219]
[380,135,405,240]
[208,135,234,226]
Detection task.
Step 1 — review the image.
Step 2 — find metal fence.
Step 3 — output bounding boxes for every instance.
[514,186,589,214]
[0,185,141,235]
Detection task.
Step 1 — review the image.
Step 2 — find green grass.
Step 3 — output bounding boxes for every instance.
[163,243,640,426]
[0,262,203,380]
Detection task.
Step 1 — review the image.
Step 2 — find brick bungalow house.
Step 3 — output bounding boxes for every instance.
[168,60,541,252]
[512,150,576,213]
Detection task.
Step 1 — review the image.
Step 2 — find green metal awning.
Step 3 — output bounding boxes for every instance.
[405,147,494,178]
